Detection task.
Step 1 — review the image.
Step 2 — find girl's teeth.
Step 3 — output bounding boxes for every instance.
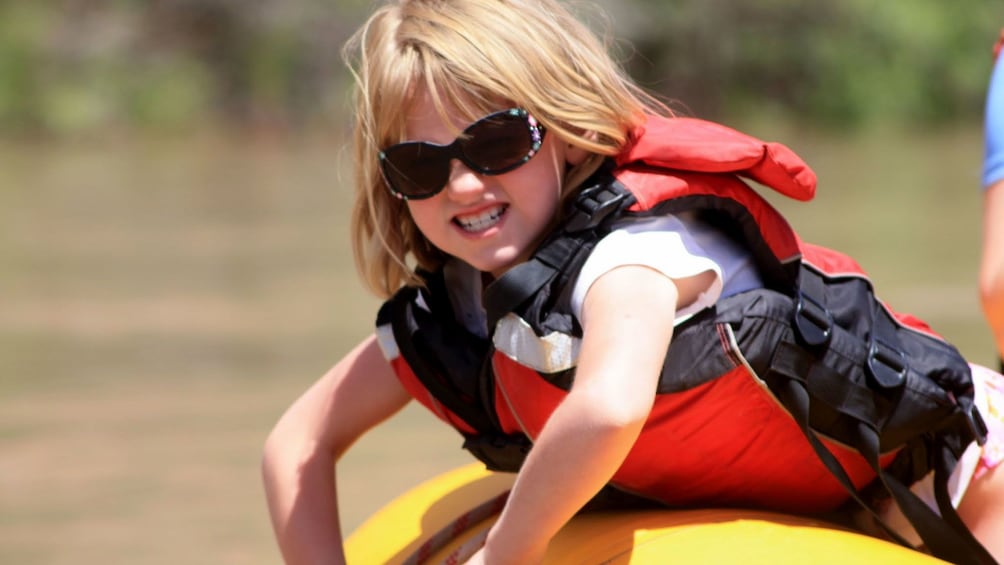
[456,206,505,232]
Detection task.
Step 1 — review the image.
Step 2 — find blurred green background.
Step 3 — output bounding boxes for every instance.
[1,1,1000,564]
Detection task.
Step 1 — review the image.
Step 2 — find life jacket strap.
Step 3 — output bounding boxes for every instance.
[764,270,994,563]
[484,178,633,330]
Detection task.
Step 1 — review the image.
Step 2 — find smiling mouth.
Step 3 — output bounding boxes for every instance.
[455,205,507,232]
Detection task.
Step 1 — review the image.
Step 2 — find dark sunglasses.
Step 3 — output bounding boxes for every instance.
[378,108,546,200]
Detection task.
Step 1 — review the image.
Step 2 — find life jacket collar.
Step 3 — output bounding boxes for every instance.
[617,116,817,202]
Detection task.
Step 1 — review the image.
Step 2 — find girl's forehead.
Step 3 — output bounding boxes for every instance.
[399,86,510,139]
[401,96,474,142]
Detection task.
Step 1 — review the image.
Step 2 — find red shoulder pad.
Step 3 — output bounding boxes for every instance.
[615,116,817,202]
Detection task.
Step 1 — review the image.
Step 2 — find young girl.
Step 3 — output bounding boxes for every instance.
[262,1,1004,563]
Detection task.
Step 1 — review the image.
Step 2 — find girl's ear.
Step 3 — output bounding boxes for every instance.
[565,130,597,166]
[565,142,590,166]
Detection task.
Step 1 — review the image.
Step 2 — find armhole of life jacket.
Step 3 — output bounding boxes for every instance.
[621,185,800,294]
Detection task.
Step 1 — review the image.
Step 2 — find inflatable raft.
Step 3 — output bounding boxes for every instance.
[344,463,944,564]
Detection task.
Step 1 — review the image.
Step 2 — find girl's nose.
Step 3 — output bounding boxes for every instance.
[443,159,487,203]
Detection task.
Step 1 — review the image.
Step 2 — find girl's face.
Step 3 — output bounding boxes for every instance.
[398,90,585,277]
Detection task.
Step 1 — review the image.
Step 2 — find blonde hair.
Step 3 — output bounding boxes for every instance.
[343,0,670,298]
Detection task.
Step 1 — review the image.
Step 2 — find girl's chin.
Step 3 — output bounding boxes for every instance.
[465,250,524,277]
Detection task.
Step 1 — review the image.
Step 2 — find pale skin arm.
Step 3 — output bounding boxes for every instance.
[468,265,716,564]
[262,333,412,565]
[979,179,1004,358]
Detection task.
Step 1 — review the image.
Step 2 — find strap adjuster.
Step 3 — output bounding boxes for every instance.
[866,338,907,390]
[563,184,630,233]
[793,291,832,349]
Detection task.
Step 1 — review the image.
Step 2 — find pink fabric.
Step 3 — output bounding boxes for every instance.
[972,363,1004,478]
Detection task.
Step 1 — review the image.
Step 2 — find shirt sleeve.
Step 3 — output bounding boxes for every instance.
[984,51,1004,189]
[570,215,724,325]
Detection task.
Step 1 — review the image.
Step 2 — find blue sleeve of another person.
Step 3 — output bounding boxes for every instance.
[985,54,1004,188]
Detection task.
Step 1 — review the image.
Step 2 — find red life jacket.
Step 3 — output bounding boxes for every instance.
[487,117,889,513]
[376,116,990,563]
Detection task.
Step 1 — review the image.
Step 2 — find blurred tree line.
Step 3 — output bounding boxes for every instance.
[0,0,998,136]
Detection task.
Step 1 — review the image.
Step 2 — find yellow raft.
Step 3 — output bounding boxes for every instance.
[345,463,944,564]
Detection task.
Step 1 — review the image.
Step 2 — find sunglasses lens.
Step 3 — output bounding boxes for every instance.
[379,109,543,200]
[380,143,449,199]
[463,112,535,172]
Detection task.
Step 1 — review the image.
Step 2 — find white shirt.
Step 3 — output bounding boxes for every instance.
[570,211,763,325]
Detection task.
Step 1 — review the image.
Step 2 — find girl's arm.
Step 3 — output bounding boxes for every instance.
[474,265,715,564]
[980,181,1004,357]
[981,53,1004,359]
[262,333,412,565]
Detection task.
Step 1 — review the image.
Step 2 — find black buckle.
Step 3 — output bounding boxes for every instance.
[462,434,531,472]
[866,338,907,390]
[793,291,832,349]
[965,402,989,446]
[563,184,630,233]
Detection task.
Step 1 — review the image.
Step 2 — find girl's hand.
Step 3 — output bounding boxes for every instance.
[463,547,486,565]
[463,537,547,565]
